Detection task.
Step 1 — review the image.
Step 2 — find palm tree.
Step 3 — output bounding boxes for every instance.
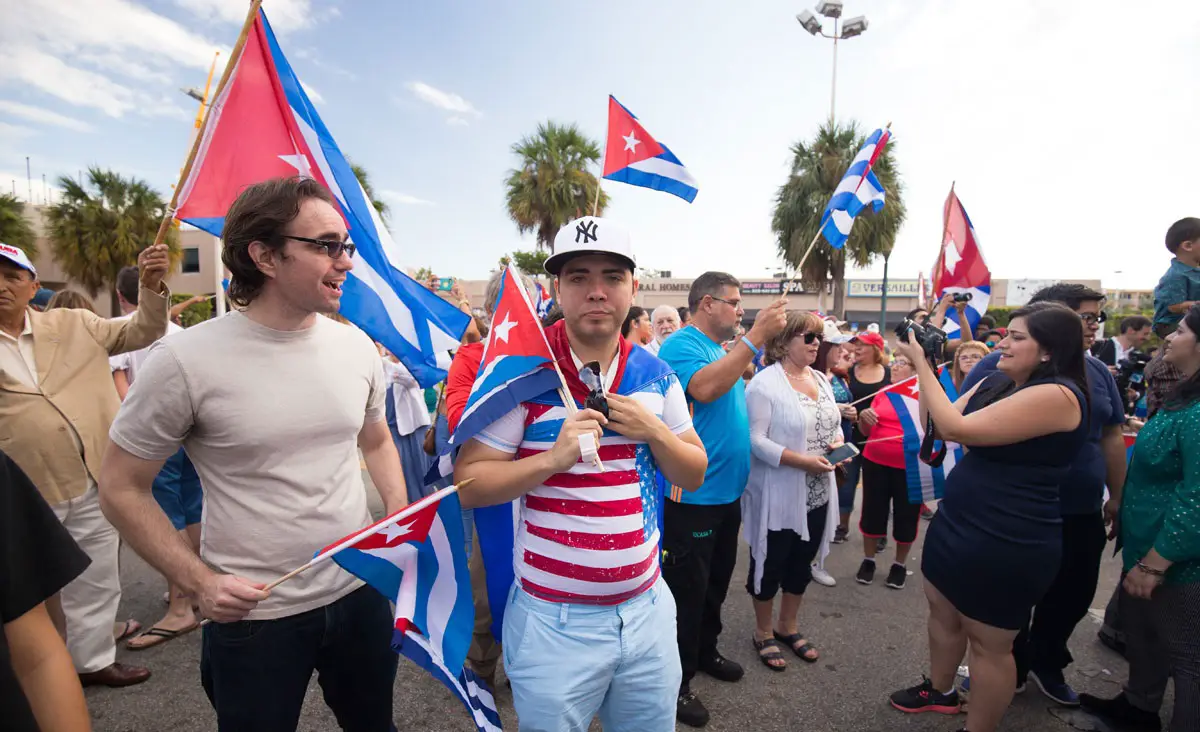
[350,161,389,220]
[772,122,906,316]
[45,167,180,314]
[505,121,609,251]
[0,193,37,258]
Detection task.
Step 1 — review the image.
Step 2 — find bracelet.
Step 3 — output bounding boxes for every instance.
[1135,560,1166,577]
[740,336,761,358]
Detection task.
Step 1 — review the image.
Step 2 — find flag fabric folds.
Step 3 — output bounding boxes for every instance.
[933,187,992,339]
[819,127,890,249]
[320,487,501,732]
[174,9,468,387]
[602,96,698,203]
[881,379,963,504]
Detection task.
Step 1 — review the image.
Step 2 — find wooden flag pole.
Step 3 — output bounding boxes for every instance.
[150,0,263,249]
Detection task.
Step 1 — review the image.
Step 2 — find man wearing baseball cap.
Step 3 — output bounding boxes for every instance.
[0,240,171,688]
[455,216,708,731]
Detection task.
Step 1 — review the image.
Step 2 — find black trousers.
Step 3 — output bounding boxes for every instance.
[1013,511,1107,679]
[662,499,741,690]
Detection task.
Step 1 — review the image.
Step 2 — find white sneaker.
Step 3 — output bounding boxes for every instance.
[810,565,836,587]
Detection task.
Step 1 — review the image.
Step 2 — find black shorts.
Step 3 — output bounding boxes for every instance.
[746,505,828,601]
[859,458,921,544]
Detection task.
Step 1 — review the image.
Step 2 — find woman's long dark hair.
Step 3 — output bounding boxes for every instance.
[1007,301,1092,418]
[1165,303,1200,411]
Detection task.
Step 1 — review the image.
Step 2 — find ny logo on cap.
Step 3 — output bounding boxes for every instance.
[575,220,598,244]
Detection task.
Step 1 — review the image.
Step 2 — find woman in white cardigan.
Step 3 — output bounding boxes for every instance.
[743,311,844,672]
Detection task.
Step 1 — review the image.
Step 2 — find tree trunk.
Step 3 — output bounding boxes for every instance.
[832,253,847,318]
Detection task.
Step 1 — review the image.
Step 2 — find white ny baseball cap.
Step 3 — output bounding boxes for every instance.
[545,216,636,276]
[0,242,36,278]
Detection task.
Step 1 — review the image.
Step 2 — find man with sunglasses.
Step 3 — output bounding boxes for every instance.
[99,178,408,730]
[958,283,1127,707]
[657,272,788,727]
[455,216,707,732]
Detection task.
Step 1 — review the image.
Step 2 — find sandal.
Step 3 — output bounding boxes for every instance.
[126,622,199,651]
[773,631,819,663]
[752,636,787,672]
[113,619,142,643]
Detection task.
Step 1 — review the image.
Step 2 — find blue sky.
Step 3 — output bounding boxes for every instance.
[2,0,1198,289]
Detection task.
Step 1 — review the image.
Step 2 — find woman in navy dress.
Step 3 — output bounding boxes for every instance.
[887,302,1091,732]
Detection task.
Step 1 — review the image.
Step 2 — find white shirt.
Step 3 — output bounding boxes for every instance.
[109,313,184,383]
[382,358,431,436]
[0,311,36,387]
[1113,338,1131,366]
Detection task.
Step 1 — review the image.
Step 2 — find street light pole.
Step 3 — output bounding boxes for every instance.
[829,16,838,120]
[797,3,869,122]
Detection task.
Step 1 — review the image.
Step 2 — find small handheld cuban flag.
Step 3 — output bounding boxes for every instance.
[882,378,963,503]
[318,485,502,732]
[819,126,891,249]
[602,95,698,203]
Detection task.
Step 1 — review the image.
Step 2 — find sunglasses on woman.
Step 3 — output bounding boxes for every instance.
[802,332,824,344]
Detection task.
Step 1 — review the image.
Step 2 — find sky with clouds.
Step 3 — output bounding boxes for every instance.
[1,0,1197,290]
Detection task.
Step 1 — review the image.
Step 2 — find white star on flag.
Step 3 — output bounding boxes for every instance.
[942,237,962,274]
[381,519,417,544]
[279,153,313,177]
[492,312,517,343]
[622,132,641,153]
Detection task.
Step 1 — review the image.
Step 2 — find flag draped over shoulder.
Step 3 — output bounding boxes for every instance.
[174,9,468,387]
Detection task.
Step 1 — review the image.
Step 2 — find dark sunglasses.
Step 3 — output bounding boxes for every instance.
[283,235,356,259]
[580,361,609,418]
[803,332,824,344]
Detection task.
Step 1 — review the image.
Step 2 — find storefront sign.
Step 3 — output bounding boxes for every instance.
[847,280,920,298]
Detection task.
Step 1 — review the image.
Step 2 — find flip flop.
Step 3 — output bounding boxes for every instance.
[773,631,820,663]
[126,622,200,651]
[114,619,142,643]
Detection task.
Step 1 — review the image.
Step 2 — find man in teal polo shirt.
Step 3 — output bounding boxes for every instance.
[658,272,787,728]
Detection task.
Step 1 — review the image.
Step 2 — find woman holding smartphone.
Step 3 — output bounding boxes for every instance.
[742,312,844,671]
[888,302,1090,732]
[856,353,922,590]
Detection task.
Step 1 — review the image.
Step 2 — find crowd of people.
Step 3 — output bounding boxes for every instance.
[1,192,1198,732]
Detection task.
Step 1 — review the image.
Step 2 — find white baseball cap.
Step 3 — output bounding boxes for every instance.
[823,321,853,344]
[0,242,36,278]
[545,216,636,276]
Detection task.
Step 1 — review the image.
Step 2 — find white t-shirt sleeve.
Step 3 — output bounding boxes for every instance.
[365,351,387,425]
[472,405,527,454]
[109,352,130,373]
[109,344,193,461]
[661,377,693,435]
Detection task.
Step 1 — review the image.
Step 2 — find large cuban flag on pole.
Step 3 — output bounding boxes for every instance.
[932,185,991,339]
[602,96,698,203]
[318,485,502,732]
[819,126,891,249]
[175,8,468,387]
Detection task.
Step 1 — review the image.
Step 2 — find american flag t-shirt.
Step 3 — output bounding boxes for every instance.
[473,375,691,604]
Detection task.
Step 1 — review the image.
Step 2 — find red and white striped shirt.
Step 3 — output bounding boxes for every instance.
[475,377,691,604]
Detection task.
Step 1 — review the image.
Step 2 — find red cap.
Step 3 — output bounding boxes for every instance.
[852,332,885,350]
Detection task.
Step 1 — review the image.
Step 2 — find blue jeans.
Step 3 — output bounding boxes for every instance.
[502,579,680,732]
[838,455,863,518]
[200,586,398,731]
[152,448,203,530]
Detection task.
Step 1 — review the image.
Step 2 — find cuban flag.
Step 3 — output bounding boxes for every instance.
[883,379,964,503]
[819,127,890,249]
[319,486,501,732]
[602,96,698,203]
[534,281,554,321]
[174,9,468,387]
[933,187,991,339]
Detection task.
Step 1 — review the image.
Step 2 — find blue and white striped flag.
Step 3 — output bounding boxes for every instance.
[819,127,891,249]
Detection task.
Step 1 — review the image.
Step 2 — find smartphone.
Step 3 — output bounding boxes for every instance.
[437,277,455,292]
[824,443,860,464]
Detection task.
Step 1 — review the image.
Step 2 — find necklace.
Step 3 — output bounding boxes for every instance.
[782,363,812,381]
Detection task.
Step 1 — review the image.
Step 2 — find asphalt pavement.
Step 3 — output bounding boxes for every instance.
[84,475,1148,732]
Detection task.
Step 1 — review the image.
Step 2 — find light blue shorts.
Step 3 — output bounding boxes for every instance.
[502,578,680,732]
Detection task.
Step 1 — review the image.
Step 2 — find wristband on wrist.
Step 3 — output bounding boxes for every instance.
[1136,560,1165,577]
[741,336,761,358]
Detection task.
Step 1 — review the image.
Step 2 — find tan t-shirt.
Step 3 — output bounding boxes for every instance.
[110,311,386,620]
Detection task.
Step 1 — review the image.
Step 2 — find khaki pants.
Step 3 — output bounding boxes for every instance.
[467,533,501,681]
[52,486,121,673]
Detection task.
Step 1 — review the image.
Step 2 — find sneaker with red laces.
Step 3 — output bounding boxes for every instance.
[890,677,961,715]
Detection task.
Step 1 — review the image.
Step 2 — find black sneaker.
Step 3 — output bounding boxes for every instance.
[889,677,961,715]
[677,689,710,728]
[1079,693,1161,732]
[832,526,849,544]
[886,563,907,589]
[876,536,888,552]
[699,652,744,682]
[856,558,876,585]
